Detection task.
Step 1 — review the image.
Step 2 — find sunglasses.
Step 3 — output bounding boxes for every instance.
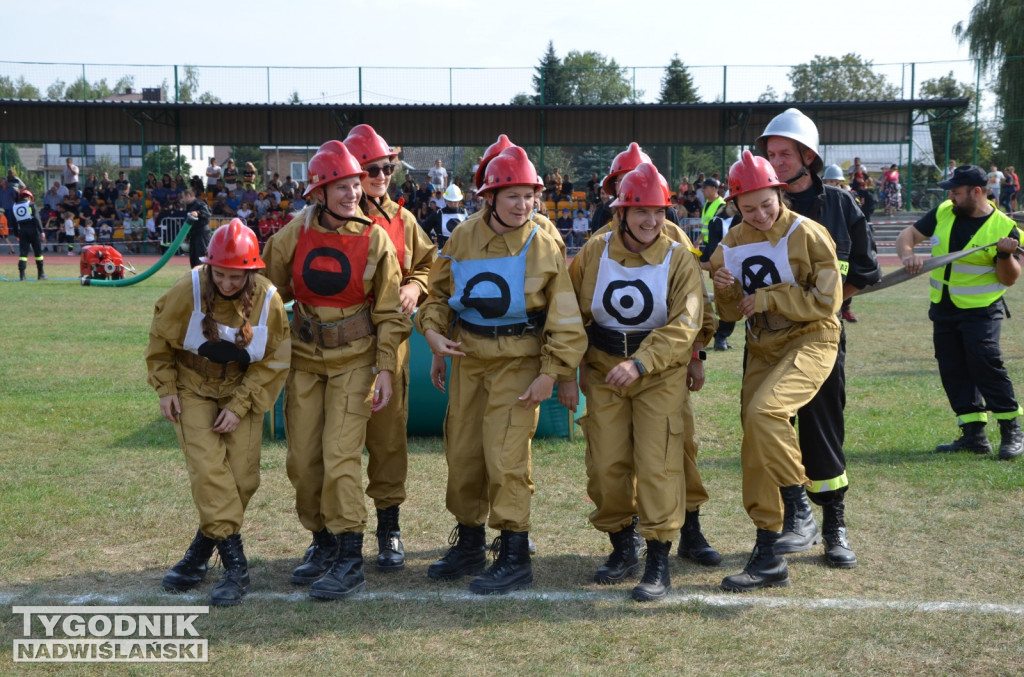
[364,164,396,178]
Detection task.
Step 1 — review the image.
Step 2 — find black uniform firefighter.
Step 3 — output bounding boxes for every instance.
[416,145,586,595]
[12,190,47,281]
[756,108,881,568]
[261,140,411,601]
[709,151,842,592]
[344,124,438,572]
[581,145,722,569]
[566,162,705,601]
[146,218,290,606]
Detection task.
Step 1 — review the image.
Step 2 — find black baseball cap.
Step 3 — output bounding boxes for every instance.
[701,178,721,188]
[938,165,987,189]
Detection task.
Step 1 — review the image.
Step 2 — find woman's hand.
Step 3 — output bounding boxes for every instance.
[430,355,448,393]
[159,394,181,423]
[424,329,466,358]
[212,408,240,434]
[736,293,756,317]
[713,267,735,290]
[557,379,579,412]
[687,359,705,392]
[518,373,555,409]
[371,370,394,413]
[398,283,420,315]
[605,360,640,389]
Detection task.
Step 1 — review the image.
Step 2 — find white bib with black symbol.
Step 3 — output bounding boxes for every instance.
[13,202,32,223]
[441,212,466,237]
[182,268,276,362]
[590,232,678,331]
[719,217,803,296]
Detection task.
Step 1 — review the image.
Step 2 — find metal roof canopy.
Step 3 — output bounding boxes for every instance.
[0,98,969,147]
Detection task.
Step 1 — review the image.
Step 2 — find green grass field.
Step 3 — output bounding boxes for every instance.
[1,260,1023,676]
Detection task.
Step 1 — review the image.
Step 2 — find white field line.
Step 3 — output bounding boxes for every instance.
[2,589,1022,616]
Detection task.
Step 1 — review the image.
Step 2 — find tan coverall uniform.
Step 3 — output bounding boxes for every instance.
[570,228,704,542]
[595,217,717,513]
[709,206,841,531]
[262,206,411,535]
[415,216,586,532]
[362,195,437,509]
[146,270,291,540]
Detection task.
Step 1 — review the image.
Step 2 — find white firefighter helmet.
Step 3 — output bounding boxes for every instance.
[755,108,824,174]
[823,164,845,181]
[443,184,464,202]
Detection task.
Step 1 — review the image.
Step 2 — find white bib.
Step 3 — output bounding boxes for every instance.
[720,217,803,295]
[590,232,677,331]
[441,212,466,237]
[182,268,276,363]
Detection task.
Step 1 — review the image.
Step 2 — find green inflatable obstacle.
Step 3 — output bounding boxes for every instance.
[266,304,585,440]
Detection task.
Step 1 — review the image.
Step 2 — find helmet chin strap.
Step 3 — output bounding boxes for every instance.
[320,203,371,227]
[365,195,388,218]
[783,166,808,185]
[619,209,646,245]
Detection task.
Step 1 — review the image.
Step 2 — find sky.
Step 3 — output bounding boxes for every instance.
[2,0,985,106]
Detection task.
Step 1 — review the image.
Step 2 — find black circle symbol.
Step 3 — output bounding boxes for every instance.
[603,280,654,326]
[461,272,511,319]
[13,203,30,222]
[741,255,781,295]
[302,246,352,297]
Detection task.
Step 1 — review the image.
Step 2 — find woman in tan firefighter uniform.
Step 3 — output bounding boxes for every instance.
[261,140,411,601]
[575,144,722,568]
[146,218,290,607]
[416,145,586,595]
[342,124,437,572]
[564,163,704,601]
[709,151,842,592]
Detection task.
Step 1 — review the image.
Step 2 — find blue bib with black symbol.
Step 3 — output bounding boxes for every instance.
[444,226,538,326]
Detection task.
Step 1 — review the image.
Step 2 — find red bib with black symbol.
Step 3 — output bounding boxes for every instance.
[370,209,407,276]
[291,226,370,308]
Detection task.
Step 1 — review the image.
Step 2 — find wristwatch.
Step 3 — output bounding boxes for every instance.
[692,350,707,361]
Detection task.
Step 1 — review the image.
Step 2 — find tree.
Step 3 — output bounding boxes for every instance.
[177,66,221,104]
[659,54,699,104]
[0,76,41,99]
[287,90,302,104]
[758,86,779,103]
[531,41,570,105]
[954,0,1024,166]
[658,56,716,186]
[562,51,634,104]
[918,72,993,170]
[787,53,899,101]
[129,147,192,190]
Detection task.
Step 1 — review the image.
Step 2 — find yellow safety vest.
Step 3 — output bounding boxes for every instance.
[929,200,1019,309]
[701,197,724,236]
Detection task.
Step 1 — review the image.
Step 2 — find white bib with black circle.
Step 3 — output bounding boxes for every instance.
[182,268,276,363]
[720,217,803,296]
[590,232,677,331]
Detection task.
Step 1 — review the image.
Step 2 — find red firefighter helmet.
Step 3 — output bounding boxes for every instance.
[303,141,366,197]
[602,143,652,196]
[18,189,34,202]
[728,150,787,201]
[477,146,544,196]
[610,163,672,208]
[342,124,396,165]
[473,133,515,189]
[201,218,265,269]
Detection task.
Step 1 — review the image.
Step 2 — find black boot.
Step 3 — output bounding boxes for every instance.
[290,528,339,585]
[18,261,26,281]
[36,260,46,280]
[677,510,722,566]
[210,534,250,607]
[309,532,365,600]
[721,529,790,592]
[427,524,487,581]
[631,540,671,602]
[375,505,405,572]
[713,336,732,351]
[594,524,640,584]
[162,528,216,592]
[998,418,1024,460]
[775,485,821,553]
[935,421,991,454]
[469,530,533,595]
[821,499,857,569]
[630,515,647,557]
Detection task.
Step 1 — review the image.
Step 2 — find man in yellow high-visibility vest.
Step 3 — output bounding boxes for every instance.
[896,165,1023,460]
